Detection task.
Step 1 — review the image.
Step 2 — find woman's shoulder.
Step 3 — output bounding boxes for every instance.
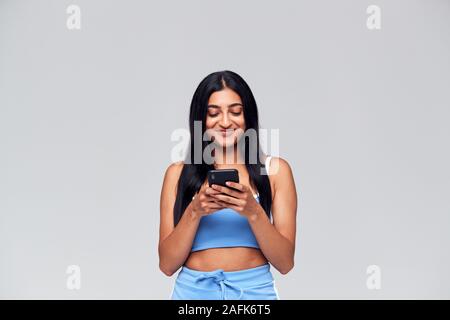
[165,160,185,175]
[266,156,293,176]
[163,161,185,184]
[265,156,295,191]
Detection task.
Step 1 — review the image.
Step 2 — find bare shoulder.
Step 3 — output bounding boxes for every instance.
[267,156,293,178]
[164,161,185,180]
[267,156,295,194]
[161,161,185,194]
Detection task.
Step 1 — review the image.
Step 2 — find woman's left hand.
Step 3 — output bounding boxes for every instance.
[210,181,262,219]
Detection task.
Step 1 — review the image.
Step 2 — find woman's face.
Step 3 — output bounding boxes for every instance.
[205,88,246,148]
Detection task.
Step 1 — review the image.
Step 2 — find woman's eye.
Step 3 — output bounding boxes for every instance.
[231,111,242,116]
[208,113,219,117]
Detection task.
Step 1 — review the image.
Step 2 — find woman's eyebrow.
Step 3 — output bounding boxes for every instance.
[207,103,243,108]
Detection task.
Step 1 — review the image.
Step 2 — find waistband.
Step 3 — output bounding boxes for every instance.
[176,263,274,299]
[178,263,273,287]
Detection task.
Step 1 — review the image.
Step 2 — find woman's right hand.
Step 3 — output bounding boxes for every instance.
[190,181,225,218]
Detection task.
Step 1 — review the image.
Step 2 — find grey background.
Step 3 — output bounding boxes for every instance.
[1,0,449,299]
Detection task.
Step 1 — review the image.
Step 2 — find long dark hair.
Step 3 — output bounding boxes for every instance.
[173,70,272,226]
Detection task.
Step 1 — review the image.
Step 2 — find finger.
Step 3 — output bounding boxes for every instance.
[211,184,243,198]
[200,181,209,191]
[225,204,243,213]
[208,205,224,211]
[214,199,229,207]
[204,187,222,196]
[212,193,244,206]
[206,197,224,205]
[224,181,245,192]
[203,195,227,207]
[204,193,223,203]
[207,201,226,210]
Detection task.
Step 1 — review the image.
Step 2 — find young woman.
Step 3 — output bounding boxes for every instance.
[159,70,297,300]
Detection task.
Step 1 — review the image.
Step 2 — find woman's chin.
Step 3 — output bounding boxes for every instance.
[213,137,237,148]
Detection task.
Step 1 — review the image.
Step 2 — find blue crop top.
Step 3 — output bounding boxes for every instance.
[191,194,263,252]
[191,156,273,252]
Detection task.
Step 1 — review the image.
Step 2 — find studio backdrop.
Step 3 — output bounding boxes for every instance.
[1,0,449,299]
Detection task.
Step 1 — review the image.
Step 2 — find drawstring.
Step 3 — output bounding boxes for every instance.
[195,269,244,300]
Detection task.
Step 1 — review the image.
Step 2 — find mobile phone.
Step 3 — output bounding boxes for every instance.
[207,169,239,188]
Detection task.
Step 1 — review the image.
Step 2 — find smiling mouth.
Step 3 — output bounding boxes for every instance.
[217,129,234,137]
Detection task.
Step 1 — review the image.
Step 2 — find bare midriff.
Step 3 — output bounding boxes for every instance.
[184,247,268,272]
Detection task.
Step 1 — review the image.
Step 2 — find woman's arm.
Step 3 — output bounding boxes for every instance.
[158,162,200,276]
[210,157,298,274]
[158,162,225,276]
[249,157,297,274]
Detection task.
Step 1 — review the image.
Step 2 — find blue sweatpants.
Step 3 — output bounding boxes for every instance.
[170,263,279,300]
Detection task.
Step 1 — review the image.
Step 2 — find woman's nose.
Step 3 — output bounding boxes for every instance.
[219,113,231,127]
